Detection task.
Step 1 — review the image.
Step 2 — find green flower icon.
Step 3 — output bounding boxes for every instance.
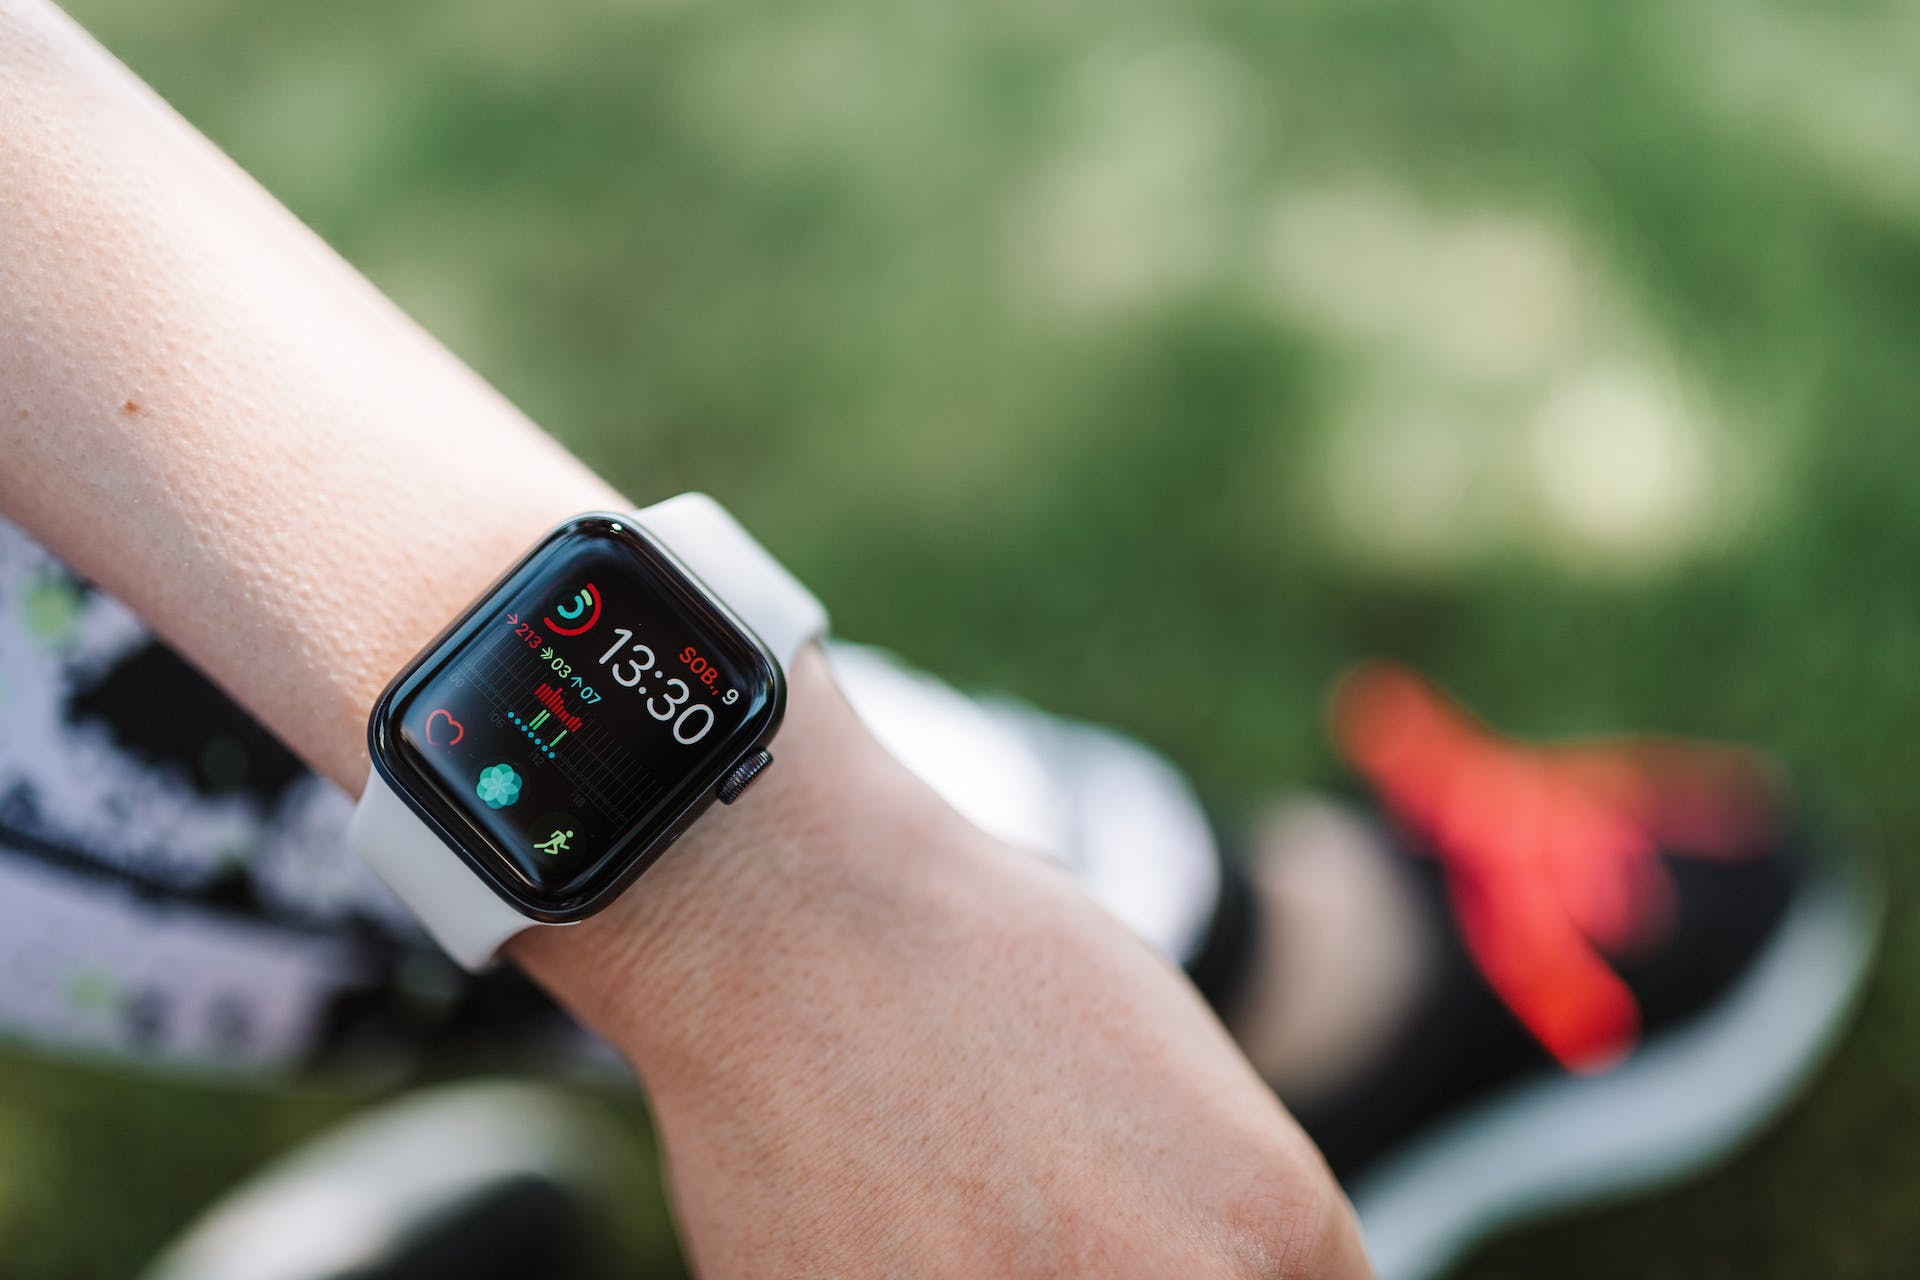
[476,762,523,809]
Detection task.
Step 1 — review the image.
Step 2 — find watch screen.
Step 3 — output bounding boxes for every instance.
[380,517,779,910]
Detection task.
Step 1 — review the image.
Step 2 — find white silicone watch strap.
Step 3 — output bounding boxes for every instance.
[350,768,527,970]
[351,494,825,971]
[632,493,826,666]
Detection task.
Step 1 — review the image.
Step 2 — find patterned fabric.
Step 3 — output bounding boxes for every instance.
[0,525,401,1069]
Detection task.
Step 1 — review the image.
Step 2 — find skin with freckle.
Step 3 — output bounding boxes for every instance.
[0,1,621,788]
[0,3,1368,1275]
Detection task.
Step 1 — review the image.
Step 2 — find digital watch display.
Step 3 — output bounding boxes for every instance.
[367,513,783,920]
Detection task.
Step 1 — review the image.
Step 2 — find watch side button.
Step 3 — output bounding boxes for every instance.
[717,750,773,804]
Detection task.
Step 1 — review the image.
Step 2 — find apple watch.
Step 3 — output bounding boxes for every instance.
[348,494,827,969]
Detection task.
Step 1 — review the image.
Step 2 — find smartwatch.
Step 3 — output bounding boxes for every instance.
[348,494,827,969]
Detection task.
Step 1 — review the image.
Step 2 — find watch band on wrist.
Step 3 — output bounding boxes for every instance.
[349,494,825,970]
[636,493,825,670]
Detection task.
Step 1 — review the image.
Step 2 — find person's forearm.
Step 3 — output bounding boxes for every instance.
[0,0,898,1072]
[0,10,1074,1183]
[0,6,1369,1274]
[0,1,622,791]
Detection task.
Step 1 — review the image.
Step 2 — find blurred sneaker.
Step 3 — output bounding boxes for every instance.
[140,1081,626,1280]
[1280,665,1875,1280]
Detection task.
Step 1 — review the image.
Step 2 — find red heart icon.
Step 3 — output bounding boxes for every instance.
[425,709,465,747]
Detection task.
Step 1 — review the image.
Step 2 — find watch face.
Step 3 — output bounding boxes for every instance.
[371,514,782,918]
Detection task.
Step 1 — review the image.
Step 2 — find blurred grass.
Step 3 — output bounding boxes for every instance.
[7,0,1920,1273]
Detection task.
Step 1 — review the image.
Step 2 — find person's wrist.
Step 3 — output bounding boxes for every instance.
[318,495,885,1073]
[510,644,980,1085]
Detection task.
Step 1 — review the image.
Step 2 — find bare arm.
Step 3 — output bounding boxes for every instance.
[0,4,1368,1276]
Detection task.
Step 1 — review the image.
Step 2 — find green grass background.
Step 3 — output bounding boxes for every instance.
[6,0,1920,1274]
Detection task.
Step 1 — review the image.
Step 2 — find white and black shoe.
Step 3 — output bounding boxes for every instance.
[1210,665,1875,1280]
